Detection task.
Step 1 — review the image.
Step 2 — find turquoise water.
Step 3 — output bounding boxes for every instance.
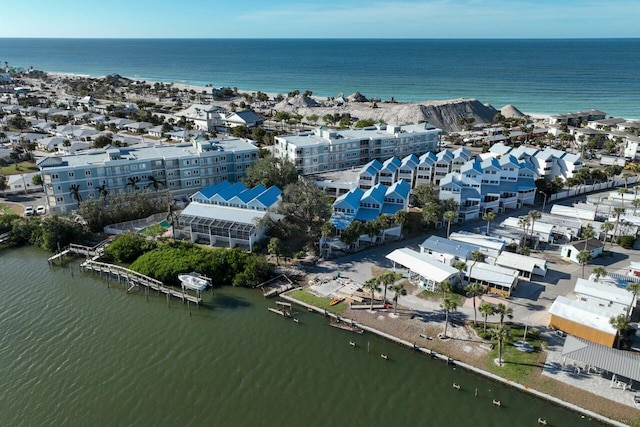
[0,247,602,426]
[0,38,638,118]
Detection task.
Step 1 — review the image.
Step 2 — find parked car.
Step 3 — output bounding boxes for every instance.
[24,206,34,216]
[36,205,46,215]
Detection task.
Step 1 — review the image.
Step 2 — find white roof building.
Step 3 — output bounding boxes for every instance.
[386,248,458,292]
[466,262,519,296]
[549,295,622,347]
[495,252,547,279]
[573,278,634,313]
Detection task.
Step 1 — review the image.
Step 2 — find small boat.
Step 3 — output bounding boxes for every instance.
[178,273,210,291]
[330,319,364,334]
[329,296,345,306]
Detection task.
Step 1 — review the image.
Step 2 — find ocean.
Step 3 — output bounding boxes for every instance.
[0,38,639,119]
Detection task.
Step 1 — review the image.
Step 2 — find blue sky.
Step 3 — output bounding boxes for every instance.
[3,0,639,38]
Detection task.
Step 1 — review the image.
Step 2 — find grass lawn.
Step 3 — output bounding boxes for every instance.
[481,324,545,383]
[0,202,23,215]
[0,162,40,176]
[286,289,347,314]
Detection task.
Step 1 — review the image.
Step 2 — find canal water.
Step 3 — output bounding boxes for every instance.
[0,247,601,426]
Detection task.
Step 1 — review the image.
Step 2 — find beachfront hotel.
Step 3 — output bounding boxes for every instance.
[273,123,442,175]
[37,138,259,215]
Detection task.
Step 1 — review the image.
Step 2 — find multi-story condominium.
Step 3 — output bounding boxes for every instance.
[37,138,259,215]
[273,123,442,174]
[489,143,584,181]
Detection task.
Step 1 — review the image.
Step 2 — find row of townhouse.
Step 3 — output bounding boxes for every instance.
[273,123,442,175]
[438,154,538,221]
[487,143,584,181]
[37,138,259,215]
[357,147,474,191]
[330,180,411,232]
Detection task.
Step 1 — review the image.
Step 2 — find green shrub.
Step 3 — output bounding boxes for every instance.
[104,232,156,263]
[618,235,636,249]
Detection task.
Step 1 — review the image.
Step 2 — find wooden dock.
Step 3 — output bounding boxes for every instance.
[80,259,202,305]
[256,274,295,298]
[47,239,112,265]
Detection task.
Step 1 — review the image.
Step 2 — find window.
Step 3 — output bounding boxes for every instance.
[85,170,91,176]
[68,172,74,178]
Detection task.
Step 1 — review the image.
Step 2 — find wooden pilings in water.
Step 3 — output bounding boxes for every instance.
[80,259,202,306]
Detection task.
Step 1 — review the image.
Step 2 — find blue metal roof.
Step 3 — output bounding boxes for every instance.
[218,182,247,201]
[236,184,267,203]
[355,207,380,222]
[254,186,282,207]
[385,179,410,199]
[334,187,364,210]
[361,183,386,205]
[420,236,480,258]
[196,180,232,199]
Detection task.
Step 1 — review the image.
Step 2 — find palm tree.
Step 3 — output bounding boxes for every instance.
[495,303,513,326]
[577,250,592,279]
[363,220,380,245]
[443,210,456,238]
[466,283,484,326]
[632,198,640,215]
[437,279,453,300]
[363,278,380,310]
[393,210,408,230]
[468,250,485,283]
[375,214,392,242]
[147,175,166,191]
[479,301,496,332]
[491,325,511,366]
[69,183,82,207]
[601,221,614,246]
[97,184,109,199]
[453,261,467,287]
[591,266,607,282]
[626,282,640,318]
[609,314,630,349]
[126,176,141,192]
[390,282,407,316]
[378,270,401,304]
[582,226,595,250]
[518,215,530,249]
[528,210,541,248]
[618,187,629,208]
[441,296,458,338]
[612,206,626,243]
[482,211,497,236]
[0,175,7,197]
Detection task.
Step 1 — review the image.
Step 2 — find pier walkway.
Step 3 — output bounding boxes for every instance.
[48,238,202,305]
[80,259,202,305]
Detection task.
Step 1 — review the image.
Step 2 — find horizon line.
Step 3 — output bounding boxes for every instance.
[1,36,639,41]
